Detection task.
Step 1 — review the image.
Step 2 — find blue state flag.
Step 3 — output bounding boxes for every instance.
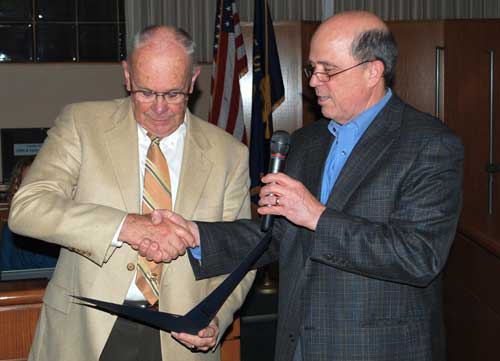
[249,0,285,192]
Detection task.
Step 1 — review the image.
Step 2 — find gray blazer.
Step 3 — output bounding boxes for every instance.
[192,95,463,361]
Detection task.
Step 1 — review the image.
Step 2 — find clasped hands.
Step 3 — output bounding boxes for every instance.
[120,210,197,263]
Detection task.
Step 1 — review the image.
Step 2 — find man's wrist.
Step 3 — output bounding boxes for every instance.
[119,213,146,247]
[310,204,327,230]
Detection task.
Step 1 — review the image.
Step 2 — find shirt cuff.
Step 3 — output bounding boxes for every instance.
[111,216,127,247]
[189,246,201,260]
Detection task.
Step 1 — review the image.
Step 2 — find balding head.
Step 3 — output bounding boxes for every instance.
[128,26,196,73]
[313,11,397,88]
[320,11,388,39]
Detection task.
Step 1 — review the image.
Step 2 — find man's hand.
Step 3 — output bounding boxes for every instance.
[119,213,196,263]
[151,210,199,243]
[258,172,326,230]
[135,210,200,261]
[171,318,219,352]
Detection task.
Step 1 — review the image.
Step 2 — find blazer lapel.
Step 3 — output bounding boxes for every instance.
[283,121,333,266]
[104,98,141,213]
[295,120,334,198]
[175,111,213,219]
[327,96,403,210]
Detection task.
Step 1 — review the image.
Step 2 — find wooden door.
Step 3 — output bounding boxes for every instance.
[444,20,500,222]
[388,21,445,121]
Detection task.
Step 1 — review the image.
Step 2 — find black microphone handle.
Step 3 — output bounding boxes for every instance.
[261,155,286,232]
[260,130,290,232]
[261,209,275,232]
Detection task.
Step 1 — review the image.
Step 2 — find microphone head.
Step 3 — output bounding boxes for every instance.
[270,130,290,156]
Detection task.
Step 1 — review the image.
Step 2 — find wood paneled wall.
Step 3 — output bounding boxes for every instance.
[445,232,500,361]
[0,280,46,361]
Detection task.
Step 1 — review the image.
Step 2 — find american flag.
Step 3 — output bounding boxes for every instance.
[209,0,248,143]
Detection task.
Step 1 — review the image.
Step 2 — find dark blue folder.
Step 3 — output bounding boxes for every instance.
[73,231,271,335]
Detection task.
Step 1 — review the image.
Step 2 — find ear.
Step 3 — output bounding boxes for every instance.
[367,59,385,87]
[189,66,201,93]
[122,60,131,92]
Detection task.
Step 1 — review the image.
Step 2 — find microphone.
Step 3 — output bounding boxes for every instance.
[261,130,290,232]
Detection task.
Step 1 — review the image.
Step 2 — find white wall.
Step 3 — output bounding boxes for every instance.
[1,64,126,128]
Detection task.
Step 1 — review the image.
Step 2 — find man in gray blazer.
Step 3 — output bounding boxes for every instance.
[144,11,463,361]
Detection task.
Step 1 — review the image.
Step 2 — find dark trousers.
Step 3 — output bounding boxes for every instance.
[100,316,162,361]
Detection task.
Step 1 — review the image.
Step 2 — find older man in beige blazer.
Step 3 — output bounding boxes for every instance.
[9,26,254,361]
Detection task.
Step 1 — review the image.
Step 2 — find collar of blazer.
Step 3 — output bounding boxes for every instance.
[175,110,213,219]
[104,98,141,213]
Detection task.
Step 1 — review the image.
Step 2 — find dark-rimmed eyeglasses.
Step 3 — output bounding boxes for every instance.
[303,60,372,82]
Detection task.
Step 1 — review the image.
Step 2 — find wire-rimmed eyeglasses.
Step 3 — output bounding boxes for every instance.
[130,88,190,104]
[303,60,373,82]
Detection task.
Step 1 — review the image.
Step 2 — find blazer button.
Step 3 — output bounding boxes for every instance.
[324,253,334,261]
[127,262,135,271]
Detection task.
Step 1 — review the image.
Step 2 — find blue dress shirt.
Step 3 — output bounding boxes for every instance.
[320,89,393,204]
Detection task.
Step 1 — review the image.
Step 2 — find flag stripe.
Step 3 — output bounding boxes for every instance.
[226,62,243,134]
[210,32,229,128]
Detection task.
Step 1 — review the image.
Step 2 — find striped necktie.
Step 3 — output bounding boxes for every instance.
[136,134,172,305]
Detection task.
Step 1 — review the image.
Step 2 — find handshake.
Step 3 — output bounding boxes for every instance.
[119,210,199,263]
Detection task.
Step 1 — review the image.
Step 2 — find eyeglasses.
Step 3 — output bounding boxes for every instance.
[130,88,190,104]
[303,60,372,82]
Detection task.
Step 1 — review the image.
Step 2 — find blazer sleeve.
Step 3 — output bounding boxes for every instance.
[8,103,127,265]
[312,131,464,287]
[206,141,257,344]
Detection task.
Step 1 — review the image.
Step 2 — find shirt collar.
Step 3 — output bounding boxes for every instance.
[138,113,187,145]
[328,88,393,137]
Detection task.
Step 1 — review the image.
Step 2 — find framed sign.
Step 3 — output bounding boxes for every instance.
[1,128,49,183]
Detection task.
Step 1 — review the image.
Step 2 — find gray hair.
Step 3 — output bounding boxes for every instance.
[128,25,196,69]
[351,29,398,88]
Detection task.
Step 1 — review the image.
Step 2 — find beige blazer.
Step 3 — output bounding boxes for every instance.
[9,98,255,361]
